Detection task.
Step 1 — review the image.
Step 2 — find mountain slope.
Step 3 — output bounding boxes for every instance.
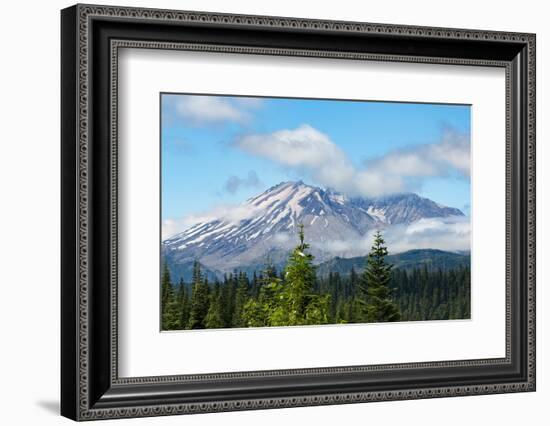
[163,181,464,281]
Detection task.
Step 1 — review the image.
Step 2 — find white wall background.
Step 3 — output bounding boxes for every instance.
[0,0,546,424]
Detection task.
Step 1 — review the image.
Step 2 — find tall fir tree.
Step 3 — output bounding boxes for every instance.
[205,282,225,329]
[274,224,330,326]
[222,273,237,327]
[161,261,172,311]
[176,278,190,329]
[355,261,369,322]
[232,272,249,327]
[161,262,180,330]
[361,230,401,322]
[187,261,210,329]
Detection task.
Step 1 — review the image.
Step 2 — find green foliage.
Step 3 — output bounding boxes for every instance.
[161,262,172,312]
[161,262,181,330]
[263,224,329,326]
[393,265,470,321]
[242,266,280,327]
[360,231,401,322]
[275,224,326,325]
[187,261,210,329]
[205,283,225,329]
[232,272,249,327]
[304,293,331,325]
[176,279,190,329]
[221,273,237,327]
[161,229,470,330]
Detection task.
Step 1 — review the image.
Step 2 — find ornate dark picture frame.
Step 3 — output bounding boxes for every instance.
[61,4,536,421]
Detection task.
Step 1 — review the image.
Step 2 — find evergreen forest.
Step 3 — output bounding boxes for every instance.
[161,226,471,330]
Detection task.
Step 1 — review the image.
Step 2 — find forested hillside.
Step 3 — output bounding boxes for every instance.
[161,228,470,330]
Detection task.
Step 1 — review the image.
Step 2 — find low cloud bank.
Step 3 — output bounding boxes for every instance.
[317,216,471,258]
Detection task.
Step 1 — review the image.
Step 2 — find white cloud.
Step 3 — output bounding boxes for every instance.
[235,124,358,190]
[162,202,262,240]
[162,218,190,242]
[234,125,469,197]
[364,130,470,180]
[318,216,470,257]
[164,209,470,254]
[172,95,263,125]
[384,216,471,253]
[236,124,346,168]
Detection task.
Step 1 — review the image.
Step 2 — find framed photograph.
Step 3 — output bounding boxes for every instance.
[61,4,536,421]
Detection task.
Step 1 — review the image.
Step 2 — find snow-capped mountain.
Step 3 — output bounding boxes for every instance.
[163,181,464,279]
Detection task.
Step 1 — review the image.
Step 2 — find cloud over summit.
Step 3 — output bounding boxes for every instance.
[234,124,470,197]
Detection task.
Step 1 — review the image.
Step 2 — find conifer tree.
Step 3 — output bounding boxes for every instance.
[220,274,231,327]
[355,261,369,322]
[222,273,238,327]
[242,260,281,327]
[161,262,180,330]
[161,261,172,312]
[349,266,358,299]
[163,293,182,330]
[281,224,315,325]
[275,224,330,326]
[187,261,210,329]
[176,278,190,329]
[361,231,401,322]
[232,272,249,327]
[205,282,224,329]
[251,271,259,299]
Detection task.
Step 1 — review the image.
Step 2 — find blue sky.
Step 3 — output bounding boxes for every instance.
[161,94,471,229]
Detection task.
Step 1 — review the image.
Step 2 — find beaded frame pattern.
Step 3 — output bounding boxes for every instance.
[74,4,535,420]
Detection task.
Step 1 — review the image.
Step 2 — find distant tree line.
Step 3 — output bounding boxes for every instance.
[161,227,471,330]
[317,264,470,323]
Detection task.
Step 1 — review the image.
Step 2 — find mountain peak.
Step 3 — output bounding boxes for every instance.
[246,180,318,213]
[271,180,309,190]
[163,181,464,277]
[253,180,311,194]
